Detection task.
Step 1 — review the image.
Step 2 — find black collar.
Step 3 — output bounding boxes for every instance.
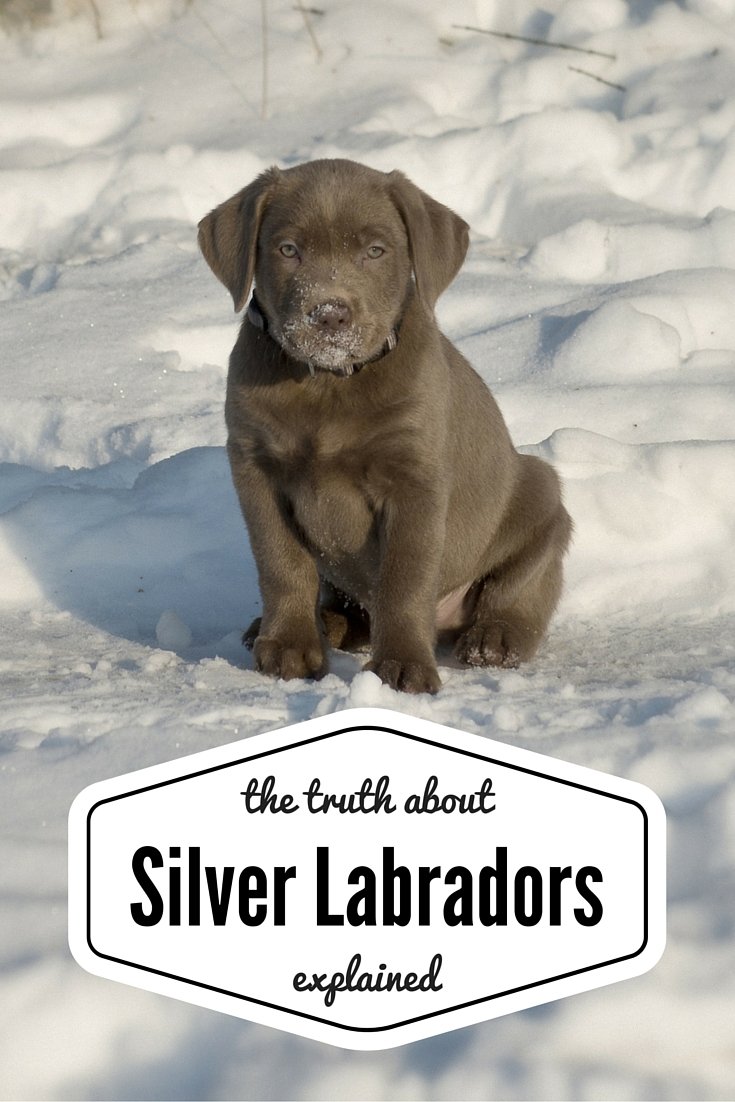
[246,294,398,377]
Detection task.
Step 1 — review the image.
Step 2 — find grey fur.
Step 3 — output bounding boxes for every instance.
[198,159,572,694]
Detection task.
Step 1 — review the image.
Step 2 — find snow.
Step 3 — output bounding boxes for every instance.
[1,0,734,1097]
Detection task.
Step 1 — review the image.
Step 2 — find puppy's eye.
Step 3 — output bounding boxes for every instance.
[366,245,385,259]
[279,242,299,258]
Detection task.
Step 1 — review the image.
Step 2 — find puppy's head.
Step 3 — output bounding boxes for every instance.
[198,159,469,374]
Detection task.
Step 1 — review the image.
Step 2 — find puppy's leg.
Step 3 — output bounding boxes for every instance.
[243,617,261,650]
[365,485,446,695]
[244,587,369,656]
[456,457,572,668]
[228,441,327,680]
[320,583,371,651]
[455,553,564,667]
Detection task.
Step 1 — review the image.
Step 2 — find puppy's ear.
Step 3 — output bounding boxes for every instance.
[197,167,281,312]
[387,171,469,310]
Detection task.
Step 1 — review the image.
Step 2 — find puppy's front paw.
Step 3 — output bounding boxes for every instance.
[365,656,441,695]
[455,622,520,669]
[254,634,327,681]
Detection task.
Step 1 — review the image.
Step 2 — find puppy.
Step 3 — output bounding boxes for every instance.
[198,159,571,694]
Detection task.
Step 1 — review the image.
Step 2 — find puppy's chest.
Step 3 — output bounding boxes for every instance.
[263,423,379,552]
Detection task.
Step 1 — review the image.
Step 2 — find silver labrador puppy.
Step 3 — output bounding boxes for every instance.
[198,158,571,694]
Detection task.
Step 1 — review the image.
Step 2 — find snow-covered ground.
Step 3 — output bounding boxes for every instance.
[1,0,735,1097]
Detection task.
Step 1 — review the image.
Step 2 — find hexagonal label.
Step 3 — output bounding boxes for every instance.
[68,708,665,1049]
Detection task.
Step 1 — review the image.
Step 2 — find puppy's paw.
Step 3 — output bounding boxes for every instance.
[365,656,441,695]
[242,617,261,650]
[254,634,327,681]
[455,622,521,669]
[320,607,371,651]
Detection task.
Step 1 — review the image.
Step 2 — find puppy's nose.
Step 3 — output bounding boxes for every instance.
[309,300,352,332]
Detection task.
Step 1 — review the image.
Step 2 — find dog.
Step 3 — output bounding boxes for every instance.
[198,158,571,694]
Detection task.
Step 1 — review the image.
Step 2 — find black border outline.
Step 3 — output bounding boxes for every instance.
[83,723,652,1034]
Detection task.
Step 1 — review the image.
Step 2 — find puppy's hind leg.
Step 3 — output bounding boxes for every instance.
[319,582,371,651]
[243,590,370,654]
[455,553,564,668]
[455,457,572,669]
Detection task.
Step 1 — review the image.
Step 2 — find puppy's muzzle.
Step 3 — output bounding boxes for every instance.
[309,299,353,332]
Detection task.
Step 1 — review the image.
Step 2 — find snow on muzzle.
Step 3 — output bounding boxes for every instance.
[280,298,368,372]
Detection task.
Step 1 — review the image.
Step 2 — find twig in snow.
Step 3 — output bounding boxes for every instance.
[568,66,626,92]
[190,1,239,62]
[451,24,616,61]
[88,0,102,38]
[261,0,269,121]
[295,0,322,61]
[186,3,252,109]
